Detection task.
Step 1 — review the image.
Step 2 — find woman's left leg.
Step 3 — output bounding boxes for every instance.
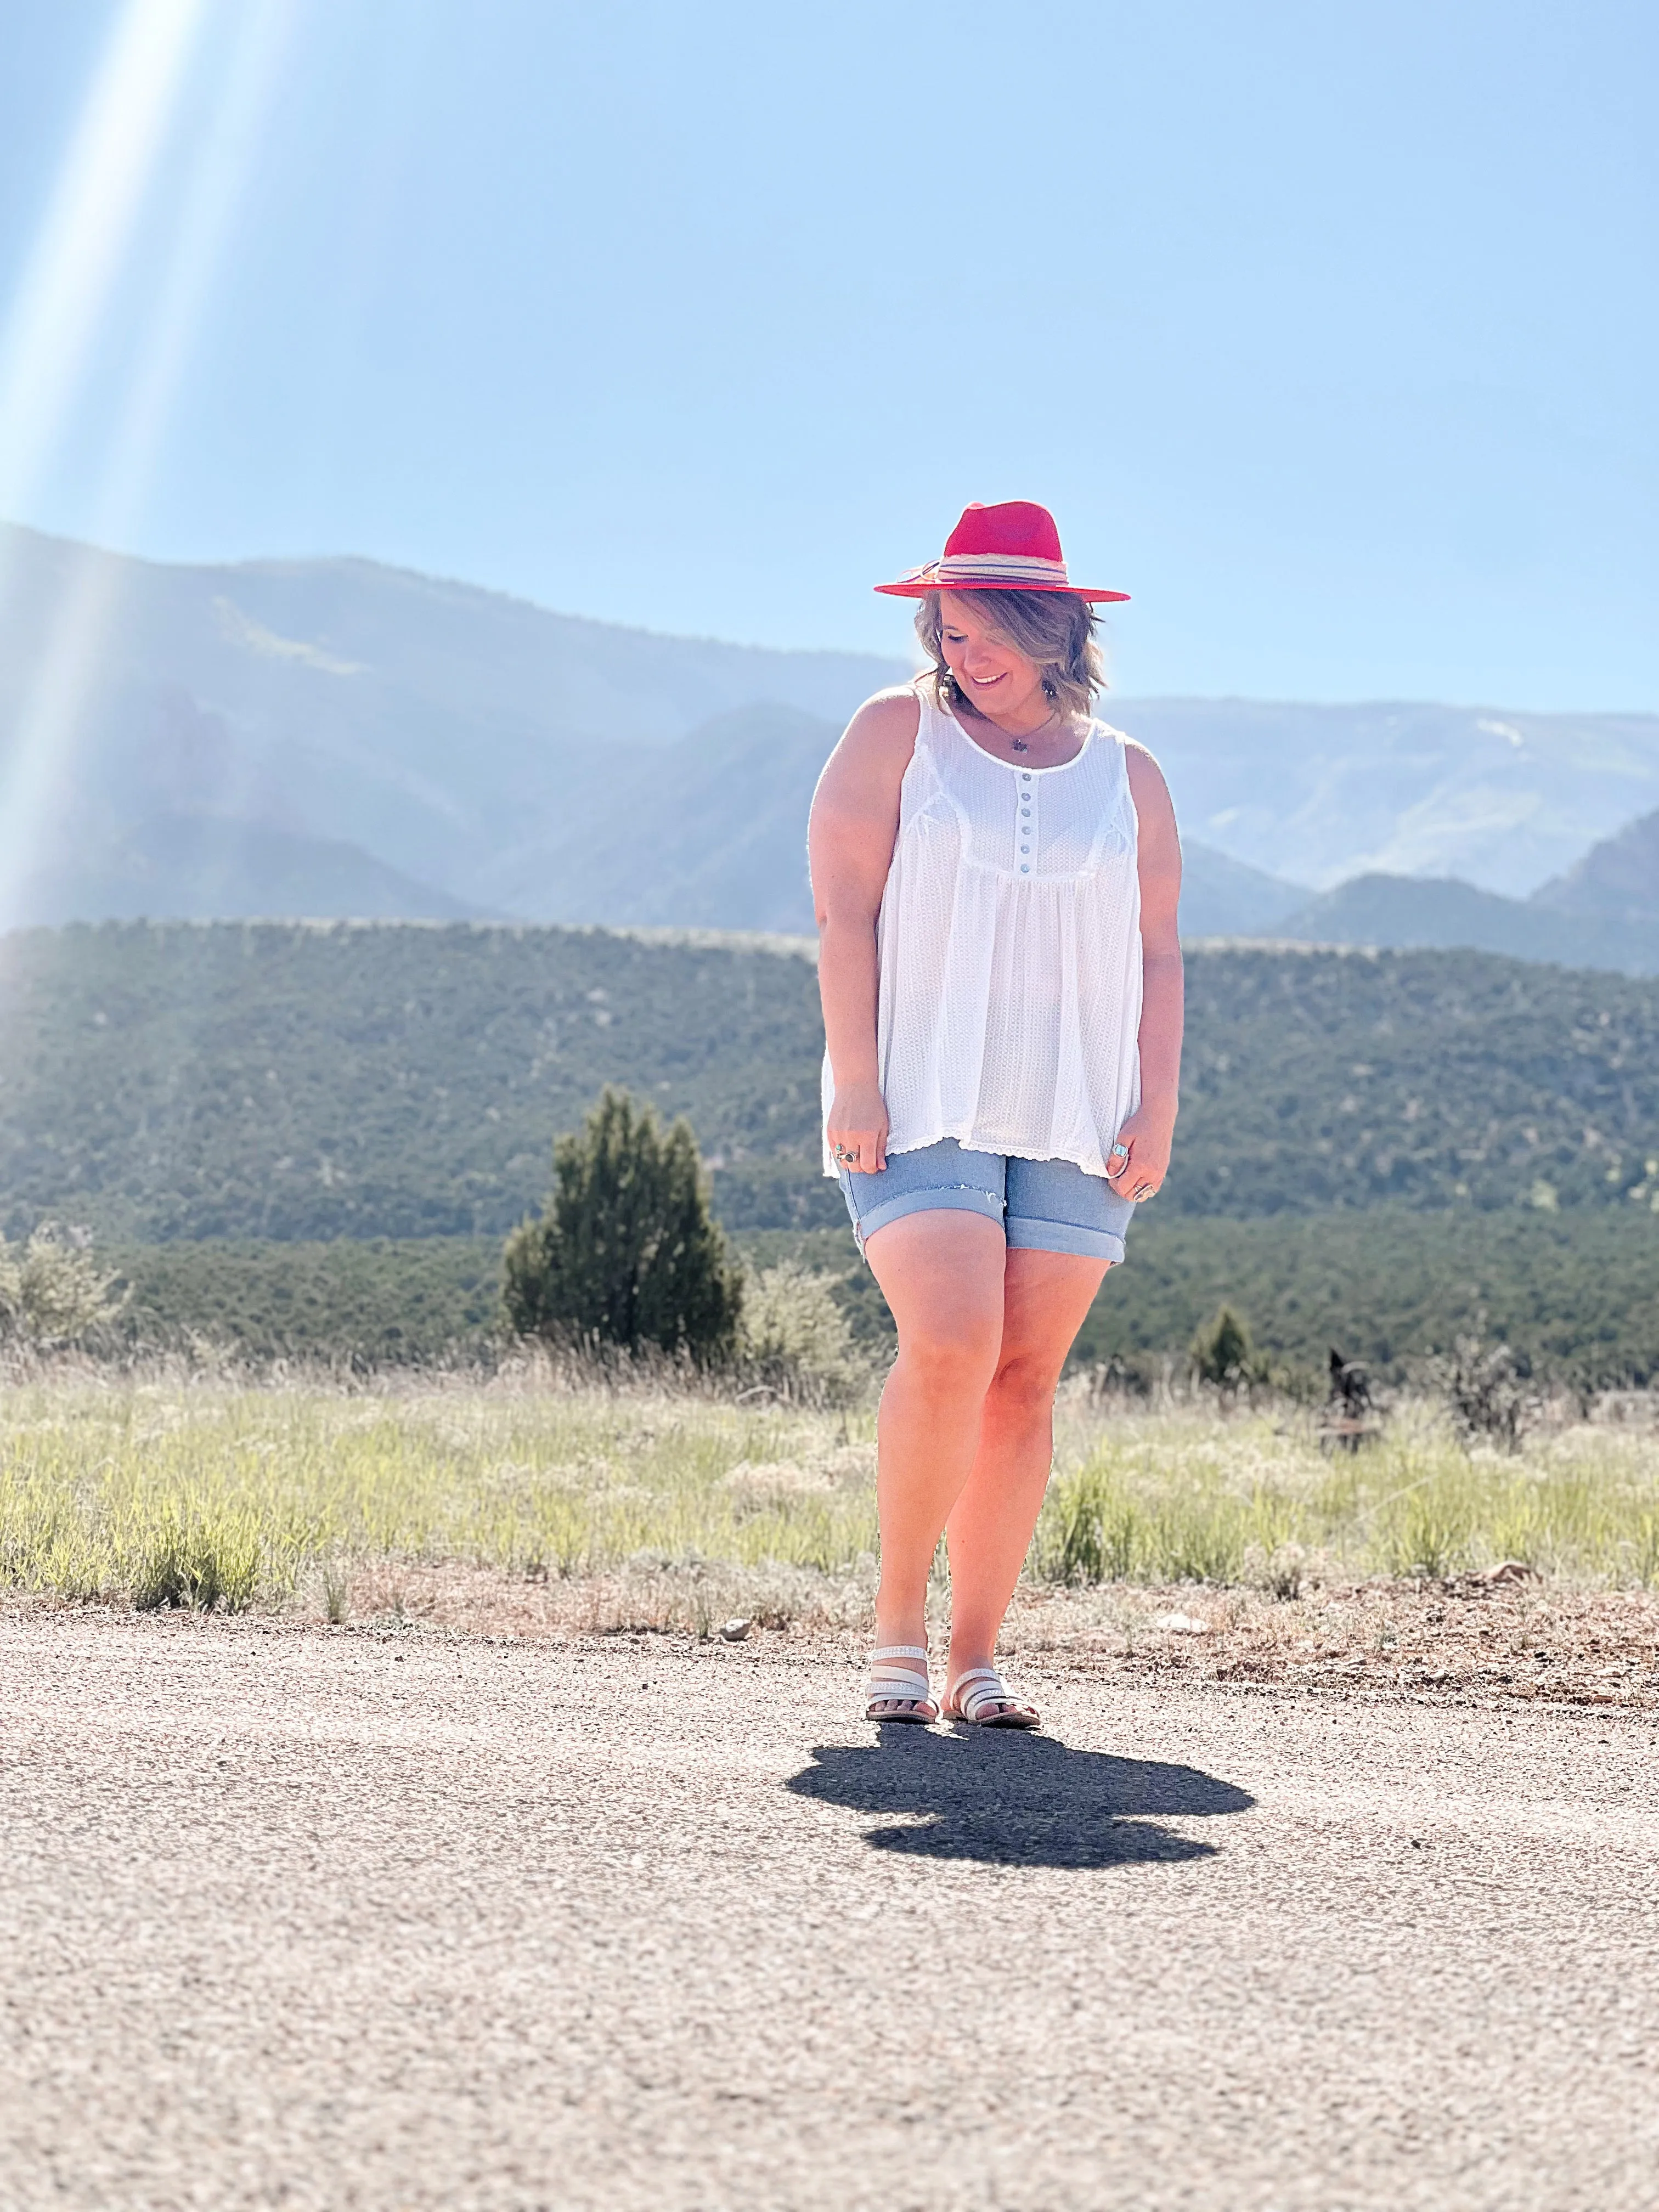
[944,1249,1109,1688]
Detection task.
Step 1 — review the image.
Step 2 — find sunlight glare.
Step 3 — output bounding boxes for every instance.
[0,0,211,526]
[0,0,301,928]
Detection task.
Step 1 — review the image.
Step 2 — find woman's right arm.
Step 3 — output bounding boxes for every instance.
[807,690,918,1174]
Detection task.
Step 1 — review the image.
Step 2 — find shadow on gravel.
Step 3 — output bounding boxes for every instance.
[786,1730,1255,1866]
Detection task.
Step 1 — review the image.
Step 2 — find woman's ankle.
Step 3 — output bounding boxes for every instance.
[873,1595,929,1654]
[946,1637,998,1680]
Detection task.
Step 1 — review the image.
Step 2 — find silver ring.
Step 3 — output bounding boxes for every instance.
[1107,1142,1130,1164]
[833,1143,858,1164]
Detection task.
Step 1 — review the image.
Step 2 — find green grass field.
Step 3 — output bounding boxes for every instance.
[2,1369,1654,1624]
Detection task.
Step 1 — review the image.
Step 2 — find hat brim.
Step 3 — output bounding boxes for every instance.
[874,576,1130,602]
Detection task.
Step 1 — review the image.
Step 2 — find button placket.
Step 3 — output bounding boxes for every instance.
[1016,770,1036,874]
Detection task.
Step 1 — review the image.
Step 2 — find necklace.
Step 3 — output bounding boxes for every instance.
[1006,703,1064,757]
[953,689,1068,761]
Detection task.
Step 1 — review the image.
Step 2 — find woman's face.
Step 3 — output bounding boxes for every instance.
[936,592,1046,720]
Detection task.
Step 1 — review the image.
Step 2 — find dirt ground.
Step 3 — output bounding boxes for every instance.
[187,1560,1659,1713]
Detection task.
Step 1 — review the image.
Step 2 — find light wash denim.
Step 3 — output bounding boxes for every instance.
[837,1137,1132,1263]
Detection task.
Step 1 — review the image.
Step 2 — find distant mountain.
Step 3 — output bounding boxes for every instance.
[1266,801,1659,971]
[1113,697,1659,897]
[515,702,834,932]
[1531,806,1659,924]
[23,811,482,924]
[525,698,1309,938]
[4,524,1658,936]
[1177,843,1309,937]
[1270,872,1659,975]
[0,523,906,928]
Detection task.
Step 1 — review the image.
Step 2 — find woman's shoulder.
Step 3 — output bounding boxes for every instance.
[1095,719,1169,781]
[812,685,924,824]
[837,684,924,765]
[846,684,923,738]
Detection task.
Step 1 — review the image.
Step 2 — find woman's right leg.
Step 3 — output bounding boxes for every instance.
[862,1209,1008,1692]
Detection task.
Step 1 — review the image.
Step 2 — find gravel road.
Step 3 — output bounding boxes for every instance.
[2,1613,1656,2211]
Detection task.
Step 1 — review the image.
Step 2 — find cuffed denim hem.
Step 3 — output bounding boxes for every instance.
[839,1180,1005,1256]
[1005,1215,1126,1262]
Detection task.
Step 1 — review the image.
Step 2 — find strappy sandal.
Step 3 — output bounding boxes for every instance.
[866,1644,939,1724]
[944,1665,1041,1730]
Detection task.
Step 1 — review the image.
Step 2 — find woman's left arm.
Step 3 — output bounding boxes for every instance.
[1108,744,1184,1203]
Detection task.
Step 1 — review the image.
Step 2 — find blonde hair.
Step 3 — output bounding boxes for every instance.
[914,590,1107,720]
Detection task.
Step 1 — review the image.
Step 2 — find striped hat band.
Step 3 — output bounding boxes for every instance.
[933,551,1072,586]
[873,501,1130,602]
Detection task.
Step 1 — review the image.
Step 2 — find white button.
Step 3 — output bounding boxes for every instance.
[1020,844,1030,853]
[1020,863,1031,873]
[1022,772,1032,782]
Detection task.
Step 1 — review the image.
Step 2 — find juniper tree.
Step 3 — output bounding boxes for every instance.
[502,1088,742,1363]
[1190,1305,1257,1389]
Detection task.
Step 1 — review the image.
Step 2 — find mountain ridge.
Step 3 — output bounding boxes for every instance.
[3,523,1657,947]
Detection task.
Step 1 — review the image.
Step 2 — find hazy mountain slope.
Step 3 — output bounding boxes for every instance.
[23,813,484,924]
[508,703,833,930]
[1177,843,1309,936]
[520,701,1308,936]
[0,524,907,924]
[6,526,1658,934]
[1531,806,1659,923]
[1273,873,1659,974]
[1113,697,1659,896]
[2,924,1656,1243]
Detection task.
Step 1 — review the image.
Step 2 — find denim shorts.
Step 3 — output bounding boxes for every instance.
[837,1138,1133,1263]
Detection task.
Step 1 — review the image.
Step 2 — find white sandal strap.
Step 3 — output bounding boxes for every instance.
[948,1666,1023,1717]
[869,1668,930,1697]
[868,1644,934,1711]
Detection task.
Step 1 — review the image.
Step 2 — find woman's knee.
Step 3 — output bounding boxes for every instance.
[988,1345,1066,1419]
[895,1306,1002,1393]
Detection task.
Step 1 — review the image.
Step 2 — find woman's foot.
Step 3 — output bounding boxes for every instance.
[944,1663,1040,1729]
[865,1644,939,1723]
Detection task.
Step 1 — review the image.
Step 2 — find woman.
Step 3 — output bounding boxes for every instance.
[809,500,1183,1729]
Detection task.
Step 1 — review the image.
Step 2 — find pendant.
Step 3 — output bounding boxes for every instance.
[1011,737,1028,752]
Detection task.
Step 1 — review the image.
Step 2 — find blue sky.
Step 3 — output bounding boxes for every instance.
[1,0,1655,705]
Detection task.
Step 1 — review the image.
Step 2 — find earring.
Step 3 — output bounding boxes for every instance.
[1041,677,1057,700]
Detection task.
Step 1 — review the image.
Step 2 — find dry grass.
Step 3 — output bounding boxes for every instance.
[1,1356,1656,1706]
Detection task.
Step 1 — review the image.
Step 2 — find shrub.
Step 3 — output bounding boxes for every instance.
[502,1088,742,1363]
[1429,1335,1539,1453]
[737,1260,866,1400]
[0,1225,125,1346]
[1190,1305,1261,1390]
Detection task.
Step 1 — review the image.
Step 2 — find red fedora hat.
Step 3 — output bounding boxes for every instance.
[874,501,1129,601]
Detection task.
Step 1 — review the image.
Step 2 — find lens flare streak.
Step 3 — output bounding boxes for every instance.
[0,0,301,928]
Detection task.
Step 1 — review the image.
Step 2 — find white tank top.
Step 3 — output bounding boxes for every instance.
[822,688,1142,1180]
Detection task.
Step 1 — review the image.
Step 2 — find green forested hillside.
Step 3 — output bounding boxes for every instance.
[2,922,1657,1243]
[0,921,830,1241]
[105,1209,1659,1384]
[1178,946,1659,1214]
[1071,1206,1659,1385]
